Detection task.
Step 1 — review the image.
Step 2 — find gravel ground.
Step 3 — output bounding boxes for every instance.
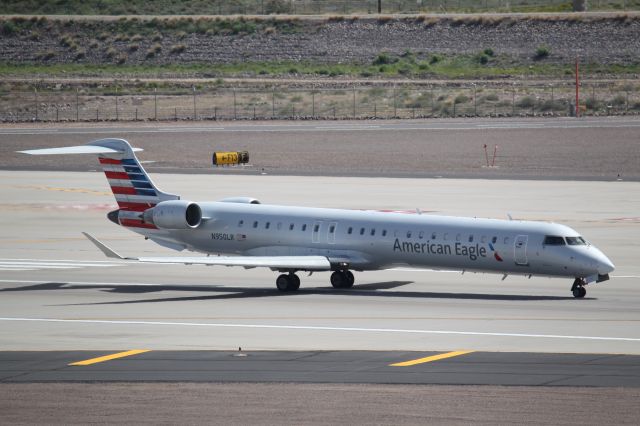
[2,15,640,66]
[2,383,639,425]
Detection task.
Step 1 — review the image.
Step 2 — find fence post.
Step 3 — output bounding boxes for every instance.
[154,88,157,120]
[393,85,397,117]
[214,106,217,120]
[175,107,177,121]
[76,88,79,121]
[135,108,138,121]
[352,86,356,118]
[115,88,119,121]
[192,86,197,120]
[473,84,477,116]
[512,86,515,115]
[34,87,38,121]
[96,108,99,121]
[312,91,315,118]
[272,88,275,118]
[233,89,237,119]
[56,106,59,122]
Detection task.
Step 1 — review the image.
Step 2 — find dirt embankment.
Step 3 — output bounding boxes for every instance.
[1,14,639,70]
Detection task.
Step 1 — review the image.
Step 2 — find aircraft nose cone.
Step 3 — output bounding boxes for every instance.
[598,256,615,275]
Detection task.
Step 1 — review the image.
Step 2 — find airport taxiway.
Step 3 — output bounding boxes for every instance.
[0,171,638,356]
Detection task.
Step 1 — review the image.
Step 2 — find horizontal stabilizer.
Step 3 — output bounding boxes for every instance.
[19,145,143,155]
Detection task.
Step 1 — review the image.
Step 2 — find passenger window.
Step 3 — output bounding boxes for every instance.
[431,232,437,240]
[468,235,474,243]
[418,231,424,239]
[289,223,294,231]
[314,224,319,232]
[491,236,497,244]
[265,222,270,229]
[302,224,307,232]
[370,228,375,236]
[348,227,353,235]
[238,220,244,227]
[382,230,387,237]
[277,222,282,230]
[544,236,566,246]
[407,231,412,238]
[329,225,335,233]
[360,228,365,235]
[253,221,258,228]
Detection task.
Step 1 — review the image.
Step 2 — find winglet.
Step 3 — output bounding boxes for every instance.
[82,232,128,260]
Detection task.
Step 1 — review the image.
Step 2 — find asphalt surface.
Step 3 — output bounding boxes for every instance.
[2,350,640,386]
[1,120,639,423]
[1,117,639,180]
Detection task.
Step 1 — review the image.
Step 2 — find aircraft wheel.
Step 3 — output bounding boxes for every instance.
[572,286,586,298]
[330,271,345,288]
[276,274,292,292]
[290,273,300,291]
[344,270,355,288]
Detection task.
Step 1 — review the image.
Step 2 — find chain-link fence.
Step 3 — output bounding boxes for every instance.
[2,82,638,122]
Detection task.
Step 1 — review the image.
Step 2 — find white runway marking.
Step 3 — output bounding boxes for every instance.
[1,317,639,343]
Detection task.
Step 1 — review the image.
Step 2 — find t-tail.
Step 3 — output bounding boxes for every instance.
[20,138,179,231]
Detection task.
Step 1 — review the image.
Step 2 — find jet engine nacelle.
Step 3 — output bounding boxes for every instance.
[143,200,202,229]
[218,197,261,204]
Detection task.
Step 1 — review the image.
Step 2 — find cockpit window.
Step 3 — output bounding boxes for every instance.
[543,236,565,246]
[566,236,587,246]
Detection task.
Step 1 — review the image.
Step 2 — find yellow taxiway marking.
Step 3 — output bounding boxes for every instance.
[390,350,474,367]
[69,349,150,366]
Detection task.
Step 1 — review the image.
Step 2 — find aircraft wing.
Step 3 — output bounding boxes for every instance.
[83,232,331,271]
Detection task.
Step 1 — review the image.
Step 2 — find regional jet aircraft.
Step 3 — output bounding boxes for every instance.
[21,138,614,298]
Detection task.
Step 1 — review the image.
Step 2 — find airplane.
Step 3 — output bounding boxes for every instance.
[20,138,615,298]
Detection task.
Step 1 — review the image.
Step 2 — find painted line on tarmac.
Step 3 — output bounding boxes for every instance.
[1,317,640,343]
[69,349,150,366]
[390,350,474,367]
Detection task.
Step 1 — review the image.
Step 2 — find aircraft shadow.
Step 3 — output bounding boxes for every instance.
[0,281,580,305]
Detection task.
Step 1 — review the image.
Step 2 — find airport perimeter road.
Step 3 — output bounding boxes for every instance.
[1,117,639,180]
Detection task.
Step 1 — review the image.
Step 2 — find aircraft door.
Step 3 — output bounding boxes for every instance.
[312,221,323,244]
[514,235,528,266]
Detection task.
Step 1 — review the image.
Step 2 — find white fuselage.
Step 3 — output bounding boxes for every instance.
[139,201,614,280]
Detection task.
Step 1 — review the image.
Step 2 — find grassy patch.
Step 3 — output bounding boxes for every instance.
[1,56,639,80]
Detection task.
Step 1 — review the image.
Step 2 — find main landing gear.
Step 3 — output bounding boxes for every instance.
[571,278,587,299]
[276,273,300,292]
[330,270,355,289]
[275,270,355,292]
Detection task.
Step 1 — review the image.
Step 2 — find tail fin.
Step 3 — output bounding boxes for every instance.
[20,138,179,229]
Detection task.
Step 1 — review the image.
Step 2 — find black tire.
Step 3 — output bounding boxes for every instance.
[344,270,355,288]
[290,274,300,291]
[579,286,587,298]
[572,286,586,298]
[276,274,291,292]
[330,271,345,288]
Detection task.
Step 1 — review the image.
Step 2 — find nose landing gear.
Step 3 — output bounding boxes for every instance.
[571,278,587,298]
